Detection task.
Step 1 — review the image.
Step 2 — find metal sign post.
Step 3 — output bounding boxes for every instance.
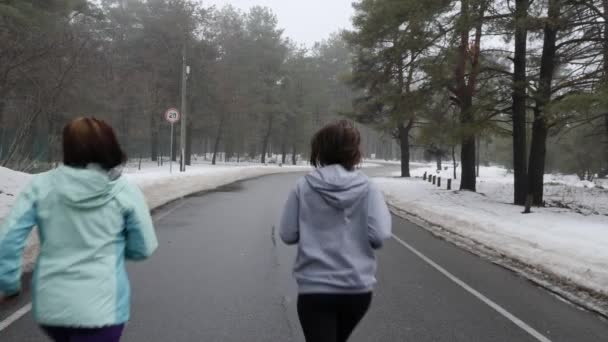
[164,108,181,173]
[169,122,174,173]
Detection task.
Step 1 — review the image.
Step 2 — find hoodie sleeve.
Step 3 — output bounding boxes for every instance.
[0,180,38,296]
[279,186,300,245]
[368,183,392,249]
[123,184,158,261]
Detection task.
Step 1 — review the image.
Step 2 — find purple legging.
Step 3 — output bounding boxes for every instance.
[41,325,124,342]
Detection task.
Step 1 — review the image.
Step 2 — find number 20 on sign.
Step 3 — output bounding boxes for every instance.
[165,108,180,123]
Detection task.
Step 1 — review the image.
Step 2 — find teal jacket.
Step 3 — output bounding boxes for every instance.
[0,165,158,327]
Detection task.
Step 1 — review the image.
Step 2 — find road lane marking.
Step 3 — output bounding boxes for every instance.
[0,303,32,332]
[153,200,187,222]
[392,234,553,342]
[0,202,185,333]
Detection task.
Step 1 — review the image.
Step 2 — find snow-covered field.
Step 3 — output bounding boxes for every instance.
[376,164,608,311]
[400,165,608,215]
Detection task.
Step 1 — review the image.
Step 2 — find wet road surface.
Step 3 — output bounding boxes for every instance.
[2,169,608,341]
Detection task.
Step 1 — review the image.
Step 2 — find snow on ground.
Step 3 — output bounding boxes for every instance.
[363,159,428,168]
[376,164,608,300]
[1,161,311,268]
[123,161,310,209]
[0,167,37,267]
[0,167,32,220]
[397,164,608,216]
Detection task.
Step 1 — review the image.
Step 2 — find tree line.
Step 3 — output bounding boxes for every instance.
[3,0,606,207]
[0,0,390,171]
[345,0,608,206]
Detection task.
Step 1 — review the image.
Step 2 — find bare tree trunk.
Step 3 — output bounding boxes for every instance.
[146,113,159,161]
[46,112,57,163]
[605,113,608,169]
[528,118,548,205]
[291,142,297,165]
[150,114,159,162]
[0,99,6,161]
[528,0,561,206]
[3,108,42,167]
[452,145,457,179]
[454,0,485,192]
[171,126,178,162]
[261,115,273,164]
[203,136,208,160]
[281,142,287,164]
[212,117,226,165]
[460,98,477,191]
[513,0,529,205]
[225,139,234,161]
[603,0,608,170]
[121,107,130,154]
[398,120,413,177]
[476,135,481,177]
[185,122,192,166]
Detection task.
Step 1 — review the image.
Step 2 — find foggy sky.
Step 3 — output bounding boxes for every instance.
[202,0,355,47]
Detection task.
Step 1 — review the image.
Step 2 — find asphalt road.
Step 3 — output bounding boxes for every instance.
[1,169,608,341]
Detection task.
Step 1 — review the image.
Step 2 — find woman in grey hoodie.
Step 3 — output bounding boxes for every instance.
[280,120,392,342]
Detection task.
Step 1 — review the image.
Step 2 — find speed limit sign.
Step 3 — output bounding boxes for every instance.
[165,108,180,123]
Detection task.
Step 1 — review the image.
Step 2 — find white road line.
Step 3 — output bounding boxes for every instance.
[0,303,32,332]
[153,200,187,222]
[0,201,186,333]
[392,234,553,342]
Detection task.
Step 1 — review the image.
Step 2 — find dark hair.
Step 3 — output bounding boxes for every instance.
[63,117,127,171]
[310,120,362,171]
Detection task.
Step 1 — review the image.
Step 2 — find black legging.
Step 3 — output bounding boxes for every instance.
[297,293,372,342]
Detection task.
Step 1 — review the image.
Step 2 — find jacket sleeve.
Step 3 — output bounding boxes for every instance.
[0,181,38,295]
[124,184,158,261]
[279,187,300,245]
[368,184,392,249]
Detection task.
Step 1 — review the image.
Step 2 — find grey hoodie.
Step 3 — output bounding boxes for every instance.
[280,164,392,294]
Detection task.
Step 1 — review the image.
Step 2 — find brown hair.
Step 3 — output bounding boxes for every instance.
[310,120,362,171]
[63,117,127,171]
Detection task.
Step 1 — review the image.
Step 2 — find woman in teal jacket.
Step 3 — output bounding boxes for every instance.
[0,117,158,341]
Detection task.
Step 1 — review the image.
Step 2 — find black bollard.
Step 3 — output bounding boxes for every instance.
[438,177,441,187]
[432,176,436,185]
[423,172,427,181]
[447,179,452,190]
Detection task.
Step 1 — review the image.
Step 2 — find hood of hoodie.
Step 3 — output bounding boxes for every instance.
[53,165,126,209]
[305,164,369,210]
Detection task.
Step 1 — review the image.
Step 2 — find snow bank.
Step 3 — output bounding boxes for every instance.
[1,163,310,269]
[402,164,608,216]
[0,167,38,268]
[1,163,310,221]
[375,175,608,300]
[124,163,309,209]
[363,159,428,168]
[0,167,32,219]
